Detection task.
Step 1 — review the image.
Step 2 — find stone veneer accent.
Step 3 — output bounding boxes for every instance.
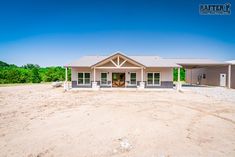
[72,81,173,88]
[72,81,92,88]
[145,81,173,88]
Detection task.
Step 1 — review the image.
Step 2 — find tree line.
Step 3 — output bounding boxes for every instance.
[0,61,71,84]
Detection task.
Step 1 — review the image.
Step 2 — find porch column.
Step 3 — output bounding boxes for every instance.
[228,65,231,88]
[64,67,68,90]
[141,67,144,82]
[139,67,145,89]
[93,67,96,82]
[92,67,99,90]
[65,67,68,82]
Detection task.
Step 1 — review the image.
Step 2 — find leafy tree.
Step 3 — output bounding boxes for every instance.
[19,68,31,83]
[0,61,9,67]
[5,68,21,83]
[22,64,40,69]
[173,68,185,81]
[31,68,41,83]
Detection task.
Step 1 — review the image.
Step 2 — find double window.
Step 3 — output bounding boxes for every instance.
[130,73,136,85]
[101,73,108,85]
[78,73,90,85]
[147,72,160,85]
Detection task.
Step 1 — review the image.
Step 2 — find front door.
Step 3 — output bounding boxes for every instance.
[220,73,226,87]
[112,73,125,87]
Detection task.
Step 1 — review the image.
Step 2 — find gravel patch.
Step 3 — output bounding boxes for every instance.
[182,86,235,103]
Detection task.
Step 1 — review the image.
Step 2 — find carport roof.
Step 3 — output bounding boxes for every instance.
[167,58,230,68]
[227,60,235,65]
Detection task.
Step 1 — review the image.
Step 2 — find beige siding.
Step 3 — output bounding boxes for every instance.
[144,67,173,81]
[186,68,207,84]
[98,61,116,67]
[119,57,125,64]
[71,67,93,81]
[231,65,235,89]
[122,61,137,67]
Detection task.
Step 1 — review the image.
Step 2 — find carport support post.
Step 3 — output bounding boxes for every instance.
[228,65,231,88]
[190,69,193,85]
[178,68,180,82]
[177,67,181,91]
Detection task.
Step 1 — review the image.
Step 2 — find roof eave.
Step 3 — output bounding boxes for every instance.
[64,65,91,68]
[146,65,182,68]
[178,63,231,66]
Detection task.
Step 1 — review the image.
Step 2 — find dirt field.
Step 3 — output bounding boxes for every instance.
[0,84,235,157]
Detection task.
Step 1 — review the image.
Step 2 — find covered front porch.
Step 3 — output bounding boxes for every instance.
[80,53,146,89]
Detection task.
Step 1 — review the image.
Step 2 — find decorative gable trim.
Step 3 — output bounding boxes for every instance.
[91,52,146,68]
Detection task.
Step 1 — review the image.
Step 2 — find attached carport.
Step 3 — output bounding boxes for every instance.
[170,59,232,88]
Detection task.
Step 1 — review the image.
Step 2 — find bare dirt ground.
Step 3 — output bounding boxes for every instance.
[0,84,235,157]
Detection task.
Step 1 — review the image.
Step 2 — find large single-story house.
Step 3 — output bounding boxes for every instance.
[64,52,233,89]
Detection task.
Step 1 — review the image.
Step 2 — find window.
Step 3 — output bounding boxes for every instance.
[101,73,108,85]
[78,73,90,85]
[203,74,206,79]
[78,73,84,84]
[154,73,160,85]
[84,73,90,84]
[130,73,136,85]
[147,73,153,85]
[113,73,117,80]
[147,72,160,85]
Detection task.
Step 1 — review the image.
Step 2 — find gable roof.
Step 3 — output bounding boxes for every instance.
[91,52,146,67]
[65,52,230,68]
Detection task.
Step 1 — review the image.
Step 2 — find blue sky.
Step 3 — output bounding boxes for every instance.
[0,0,234,67]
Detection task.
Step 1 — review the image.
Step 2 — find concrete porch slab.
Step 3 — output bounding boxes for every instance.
[70,87,175,92]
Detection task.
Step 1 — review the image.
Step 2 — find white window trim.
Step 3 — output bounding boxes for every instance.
[100,72,108,85]
[77,72,91,85]
[146,72,161,86]
[129,72,137,86]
